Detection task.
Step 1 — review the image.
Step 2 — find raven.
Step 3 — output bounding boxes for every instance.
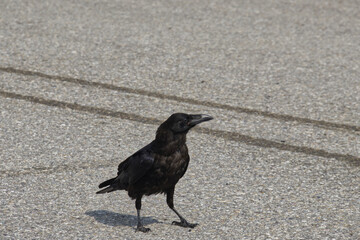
[96,113,213,232]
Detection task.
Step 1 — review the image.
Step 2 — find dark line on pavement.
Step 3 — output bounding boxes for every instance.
[0,90,162,125]
[0,163,114,178]
[2,155,141,177]
[1,66,359,132]
[1,90,359,170]
[196,128,360,166]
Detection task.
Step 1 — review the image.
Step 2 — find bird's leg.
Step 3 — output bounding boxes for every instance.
[135,196,150,232]
[166,187,198,228]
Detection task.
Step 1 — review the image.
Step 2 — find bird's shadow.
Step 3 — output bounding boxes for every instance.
[85,210,160,227]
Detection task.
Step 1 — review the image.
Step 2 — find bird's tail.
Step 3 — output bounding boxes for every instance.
[99,178,116,188]
[96,177,116,194]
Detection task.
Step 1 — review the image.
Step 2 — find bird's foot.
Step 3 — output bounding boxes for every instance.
[135,225,151,233]
[172,220,198,228]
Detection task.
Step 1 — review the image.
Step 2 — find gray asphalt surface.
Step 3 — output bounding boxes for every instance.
[1,0,359,239]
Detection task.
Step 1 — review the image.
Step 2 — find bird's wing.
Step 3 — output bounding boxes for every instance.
[117,143,155,185]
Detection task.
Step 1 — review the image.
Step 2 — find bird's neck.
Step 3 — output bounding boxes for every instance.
[154,130,187,155]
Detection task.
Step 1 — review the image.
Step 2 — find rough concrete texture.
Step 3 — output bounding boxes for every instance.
[1,0,359,239]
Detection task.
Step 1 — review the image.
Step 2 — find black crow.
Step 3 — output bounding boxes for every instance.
[96,113,213,232]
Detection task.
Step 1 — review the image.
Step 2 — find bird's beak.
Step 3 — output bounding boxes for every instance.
[188,114,213,126]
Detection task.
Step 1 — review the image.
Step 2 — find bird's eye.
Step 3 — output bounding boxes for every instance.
[179,121,186,128]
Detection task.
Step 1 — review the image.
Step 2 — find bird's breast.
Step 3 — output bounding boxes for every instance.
[131,145,190,196]
[153,146,189,176]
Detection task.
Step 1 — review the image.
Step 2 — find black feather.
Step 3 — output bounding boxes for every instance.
[98,177,116,188]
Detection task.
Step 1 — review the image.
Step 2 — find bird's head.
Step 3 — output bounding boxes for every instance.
[161,113,213,134]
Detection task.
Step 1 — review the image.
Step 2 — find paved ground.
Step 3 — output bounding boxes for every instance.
[1,0,359,239]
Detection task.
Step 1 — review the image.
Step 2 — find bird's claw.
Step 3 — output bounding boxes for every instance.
[172,220,198,228]
[136,226,151,232]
